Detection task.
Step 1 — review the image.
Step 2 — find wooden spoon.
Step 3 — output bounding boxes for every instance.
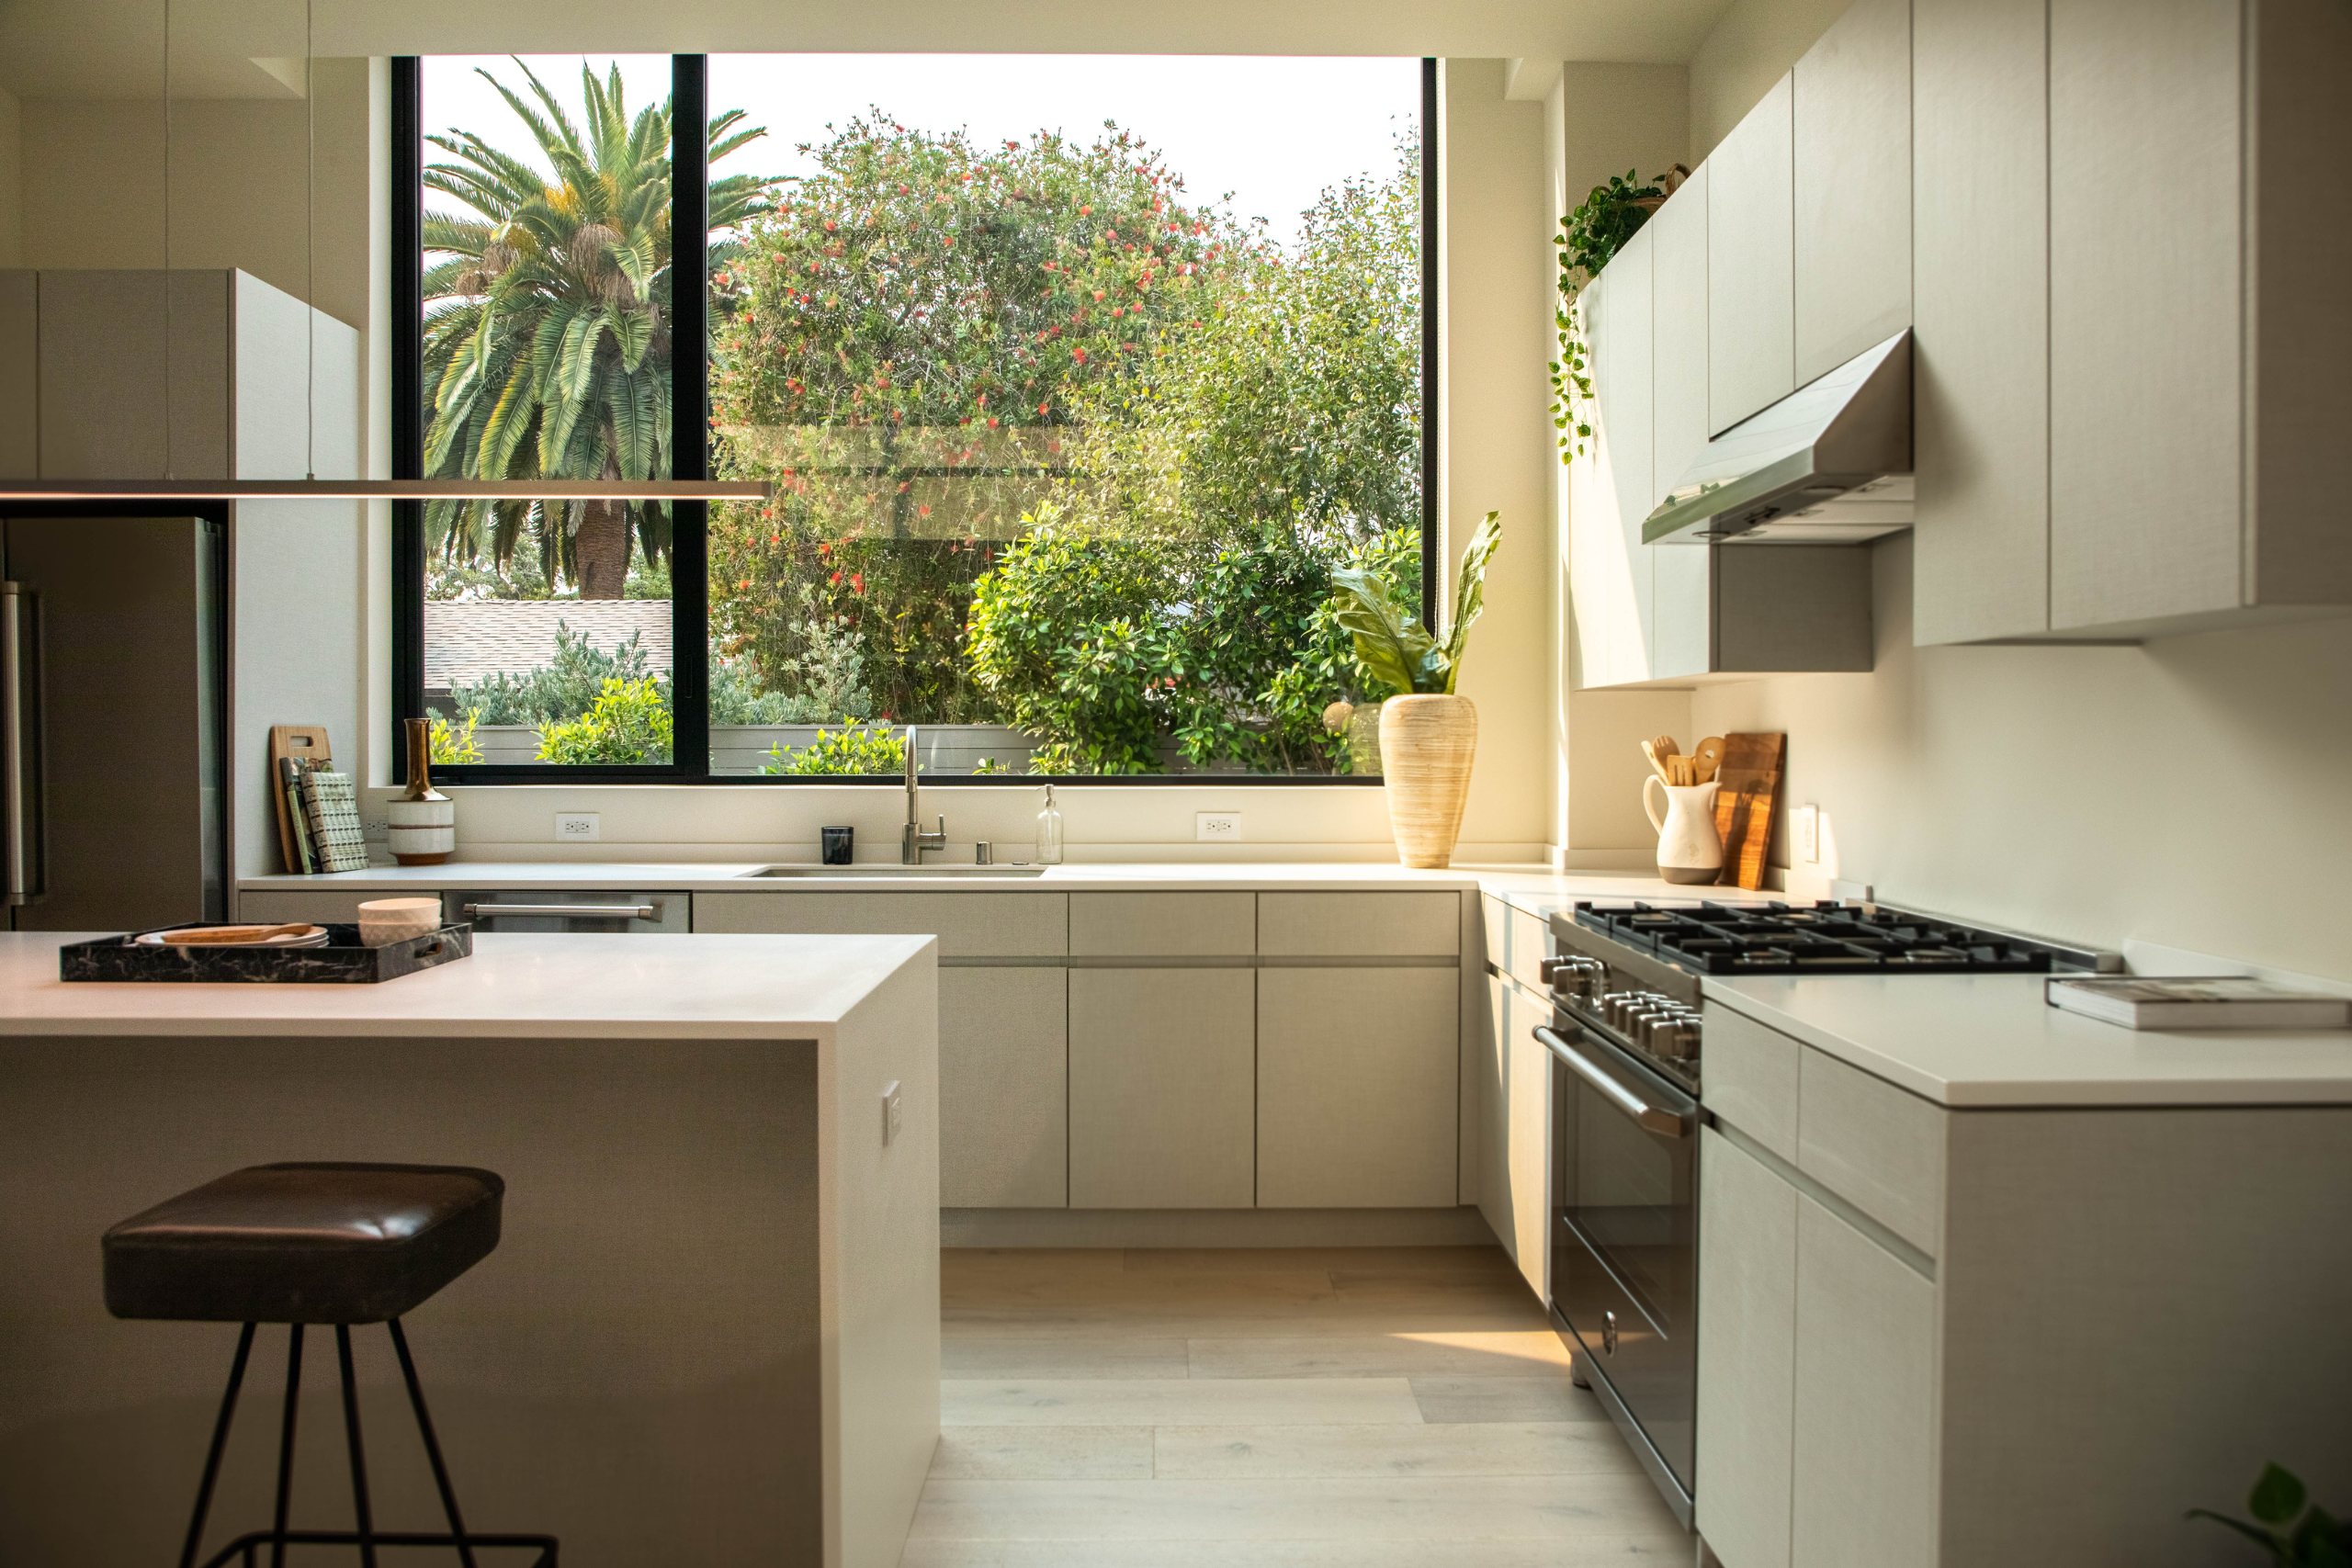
[158,924,312,945]
[1639,739,1675,784]
[1690,736,1726,783]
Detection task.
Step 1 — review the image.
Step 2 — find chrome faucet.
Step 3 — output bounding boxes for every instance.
[901,725,944,865]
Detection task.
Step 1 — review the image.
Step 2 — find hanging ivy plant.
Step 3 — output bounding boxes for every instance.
[1551,165,1687,462]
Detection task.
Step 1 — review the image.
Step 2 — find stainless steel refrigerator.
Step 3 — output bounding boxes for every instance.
[3,513,227,931]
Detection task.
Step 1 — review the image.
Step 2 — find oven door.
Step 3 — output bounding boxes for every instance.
[1538,1017,1699,1518]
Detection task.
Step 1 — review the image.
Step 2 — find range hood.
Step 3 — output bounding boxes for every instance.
[1644,330,1913,546]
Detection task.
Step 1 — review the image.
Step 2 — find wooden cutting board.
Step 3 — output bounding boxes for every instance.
[267,724,333,875]
[1713,732,1785,892]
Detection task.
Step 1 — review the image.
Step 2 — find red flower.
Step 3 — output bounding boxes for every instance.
[824,220,836,231]
[987,417,999,428]
[1072,347,1087,364]
[829,570,842,586]
[919,504,933,517]
[1036,401,1049,415]
[851,573,865,592]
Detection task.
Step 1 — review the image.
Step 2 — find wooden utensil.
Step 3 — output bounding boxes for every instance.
[157,924,313,945]
[1691,736,1726,783]
[1712,733,1787,891]
[1639,738,1676,784]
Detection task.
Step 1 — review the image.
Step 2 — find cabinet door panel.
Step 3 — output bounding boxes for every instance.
[1695,1129,1797,1568]
[1070,891,1254,956]
[1791,1195,1939,1568]
[1256,892,1459,958]
[692,891,1067,957]
[1503,987,1551,1301]
[1069,969,1255,1208]
[1476,973,1515,1267]
[1258,968,1458,1208]
[1794,0,1913,383]
[1598,228,1658,669]
[1797,1047,1946,1258]
[0,271,34,479]
[2049,0,2244,627]
[940,967,1068,1209]
[1650,165,1710,516]
[1708,73,1796,435]
[1913,0,2052,644]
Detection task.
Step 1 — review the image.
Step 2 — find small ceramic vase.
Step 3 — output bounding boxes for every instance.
[1381,694,1477,869]
[1643,777,1723,886]
[389,717,456,866]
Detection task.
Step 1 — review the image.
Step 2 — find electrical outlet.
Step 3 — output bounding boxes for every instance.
[1197,811,1241,843]
[556,812,601,843]
[881,1081,903,1147]
[1794,803,1820,863]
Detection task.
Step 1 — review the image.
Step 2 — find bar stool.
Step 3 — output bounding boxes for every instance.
[103,1163,558,1567]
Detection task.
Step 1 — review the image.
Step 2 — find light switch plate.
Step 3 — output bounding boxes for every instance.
[1196,811,1241,843]
[881,1081,903,1147]
[1793,803,1820,863]
[556,812,601,843]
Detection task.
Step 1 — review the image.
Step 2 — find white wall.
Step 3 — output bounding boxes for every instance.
[1692,536,2352,980]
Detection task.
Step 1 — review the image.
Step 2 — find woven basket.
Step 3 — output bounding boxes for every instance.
[1380,695,1478,869]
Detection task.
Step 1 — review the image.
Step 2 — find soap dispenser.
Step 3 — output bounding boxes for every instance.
[1035,784,1065,865]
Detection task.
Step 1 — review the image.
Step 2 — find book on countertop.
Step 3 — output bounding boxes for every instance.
[2045,976,2352,1031]
[298,768,370,874]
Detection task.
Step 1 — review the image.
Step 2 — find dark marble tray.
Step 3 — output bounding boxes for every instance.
[60,923,473,984]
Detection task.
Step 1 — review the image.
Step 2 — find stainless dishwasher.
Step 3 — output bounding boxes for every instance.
[443,890,690,933]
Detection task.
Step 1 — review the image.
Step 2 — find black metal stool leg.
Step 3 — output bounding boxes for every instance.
[177,1323,256,1568]
[387,1319,481,1568]
[334,1325,379,1568]
[269,1325,303,1568]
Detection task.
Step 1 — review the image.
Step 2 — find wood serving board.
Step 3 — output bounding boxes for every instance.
[1713,732,1785,892]
[267,724,333,875]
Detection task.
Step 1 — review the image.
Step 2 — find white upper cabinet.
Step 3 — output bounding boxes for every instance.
[1915,0,2352,642]
[1708,73,1796,435]
[1911,0,2052,645]
[1793,0,1913,385]
[1650,167,1711,512]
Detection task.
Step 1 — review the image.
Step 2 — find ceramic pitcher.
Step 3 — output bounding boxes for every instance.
[1643,777,1723,885]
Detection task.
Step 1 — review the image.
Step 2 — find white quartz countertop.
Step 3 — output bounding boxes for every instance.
[1706,972,2352,1109]
[239,858,1740,902]
[0,932,933,1039]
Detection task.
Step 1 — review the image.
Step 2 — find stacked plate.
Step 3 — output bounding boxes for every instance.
[134,925,331,949]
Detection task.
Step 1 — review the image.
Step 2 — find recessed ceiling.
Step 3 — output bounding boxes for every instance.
[0,0,1737,101]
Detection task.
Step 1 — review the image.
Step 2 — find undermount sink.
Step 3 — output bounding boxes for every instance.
[737,863,1048,878]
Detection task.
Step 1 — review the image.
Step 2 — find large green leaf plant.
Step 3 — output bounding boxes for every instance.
[1329,510,1500,697]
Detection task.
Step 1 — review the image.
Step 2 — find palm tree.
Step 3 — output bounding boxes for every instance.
[422,61,780,597]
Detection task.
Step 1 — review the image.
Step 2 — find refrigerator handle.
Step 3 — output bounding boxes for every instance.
[2,581,40,906]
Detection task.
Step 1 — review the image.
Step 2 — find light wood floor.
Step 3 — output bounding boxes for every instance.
[905,1245,1693,1566]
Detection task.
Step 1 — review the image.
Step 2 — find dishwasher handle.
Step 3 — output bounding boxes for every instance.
[462,902,658,921]
[1535,1025,1694,1139]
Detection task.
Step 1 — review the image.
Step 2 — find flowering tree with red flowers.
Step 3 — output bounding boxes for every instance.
[708,116,1255,719]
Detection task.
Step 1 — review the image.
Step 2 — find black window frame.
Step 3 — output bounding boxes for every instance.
[392,53,1439,787]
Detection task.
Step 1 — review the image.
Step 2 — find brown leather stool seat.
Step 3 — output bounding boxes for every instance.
[104,1163,503,1325]
[102,1163,552,1568]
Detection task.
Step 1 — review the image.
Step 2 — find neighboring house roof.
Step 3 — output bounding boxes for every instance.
[424,600,673,691]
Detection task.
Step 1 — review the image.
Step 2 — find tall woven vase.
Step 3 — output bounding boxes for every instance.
[1379,694,1477,869]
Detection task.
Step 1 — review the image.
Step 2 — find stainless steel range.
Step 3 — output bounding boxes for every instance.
[1535,898,2098,1526]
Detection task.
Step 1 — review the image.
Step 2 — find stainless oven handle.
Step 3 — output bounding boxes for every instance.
[461,903,657,920]
[1535,1025,1693,1139]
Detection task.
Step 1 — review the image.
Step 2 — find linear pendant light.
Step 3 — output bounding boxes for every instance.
[0,0,757,508]
[0,479,768,501]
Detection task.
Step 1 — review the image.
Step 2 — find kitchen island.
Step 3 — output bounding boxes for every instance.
[0,932,940,1568]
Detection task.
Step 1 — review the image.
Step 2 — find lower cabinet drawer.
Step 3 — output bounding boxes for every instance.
[941,968,1069,1209]
[1257,967,1458,1207]
[1068,969,1256,1208]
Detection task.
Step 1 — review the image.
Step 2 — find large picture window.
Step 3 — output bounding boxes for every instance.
[395,54,1433,782]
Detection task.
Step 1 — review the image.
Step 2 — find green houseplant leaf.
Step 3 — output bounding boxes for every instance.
[2187,1463,2352,1565]
[1326,510,1501,698]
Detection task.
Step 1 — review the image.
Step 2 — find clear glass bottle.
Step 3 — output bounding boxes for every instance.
[1035,784,1065,865]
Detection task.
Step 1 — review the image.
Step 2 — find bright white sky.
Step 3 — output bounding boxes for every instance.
[423,54,1419,250]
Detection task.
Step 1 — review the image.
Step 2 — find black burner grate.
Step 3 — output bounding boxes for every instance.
[1572,900,2078,976]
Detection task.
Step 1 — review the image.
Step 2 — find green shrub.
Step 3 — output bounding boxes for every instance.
[428,711,482,764]
[535,676,674,764]
[451,624,657,727]
[764,726,908,776]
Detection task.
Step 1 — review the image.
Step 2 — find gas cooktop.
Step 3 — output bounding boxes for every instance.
[1571,899,2096,976]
